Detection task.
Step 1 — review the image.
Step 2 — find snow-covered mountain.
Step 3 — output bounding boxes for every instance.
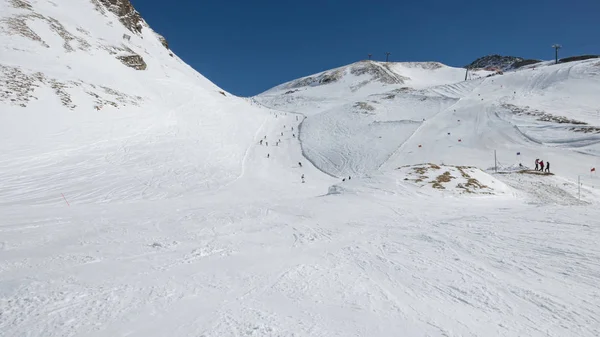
[256,57,600,179]
[0,0,272,205]
[2,1,600,336]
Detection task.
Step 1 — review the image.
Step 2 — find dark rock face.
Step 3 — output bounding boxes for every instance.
[94,0,170,49]
[157,34,169,49]
[512,59,541,68]
[97,0,143,34]
[559,55,599,64]
[466,55,541,71]
[117,54,147,70]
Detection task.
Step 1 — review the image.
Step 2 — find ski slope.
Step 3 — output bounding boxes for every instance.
[2,1,600,336]
[257,58,600,183]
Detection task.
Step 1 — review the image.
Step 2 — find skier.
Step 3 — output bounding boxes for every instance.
[342,178,346,182]
[265,142,268,146]
[298,162,302,167]
[545,161,550,173]
[296,116,298,121]
[539,160,544,172]
[348,176,351,180]
[291,127,294,131]
[264,135,267,139]
[267,153,270,158]
[535,159,539,171]
[259,140,263,145]
[281,132,283,136]
[292,134,295,138]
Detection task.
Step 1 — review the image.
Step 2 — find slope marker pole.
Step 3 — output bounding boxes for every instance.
[578,176,581,200]
[61,193,70,207]
[494,150,497,173]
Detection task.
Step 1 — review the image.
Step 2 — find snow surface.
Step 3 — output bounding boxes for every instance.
[2,1,600,336]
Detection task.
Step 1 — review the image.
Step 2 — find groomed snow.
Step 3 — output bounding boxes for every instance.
[1,1,600,336]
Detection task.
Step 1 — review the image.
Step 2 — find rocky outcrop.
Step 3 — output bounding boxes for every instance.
[117,54,147,70]
[96,0,144,34]
[1,12,91,51]
[10,0,32,10]
[93,0,170,50]
[559,55,599,64]
[466,55,541,71]
[157,34,169,49]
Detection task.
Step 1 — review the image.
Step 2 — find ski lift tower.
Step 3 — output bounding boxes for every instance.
[552,44,562,64]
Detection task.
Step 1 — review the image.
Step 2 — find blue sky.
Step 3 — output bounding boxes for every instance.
[131,0,600,97]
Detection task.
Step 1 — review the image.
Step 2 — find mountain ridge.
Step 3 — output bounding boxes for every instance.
[466,54,542,70]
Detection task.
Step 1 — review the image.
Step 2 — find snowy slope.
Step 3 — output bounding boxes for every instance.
[0,0,267,205]
[257,59,600,183]
[2,1,600,337]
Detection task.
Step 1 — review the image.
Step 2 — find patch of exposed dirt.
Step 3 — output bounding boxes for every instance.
[431,171,454,189]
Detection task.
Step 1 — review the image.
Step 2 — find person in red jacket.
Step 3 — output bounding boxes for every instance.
[539,160,544,172]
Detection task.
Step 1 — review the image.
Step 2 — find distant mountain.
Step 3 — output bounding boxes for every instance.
[260,60,489,98]
[466,54,541,71]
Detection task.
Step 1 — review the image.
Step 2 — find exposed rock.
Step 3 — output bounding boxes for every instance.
[96,0,144,34]
[559,55,599,64]
[466,54,541,71]
[1,14,49,48]
[353,102,375,111]
[1,13,90,51]
[282,61,408,91]
[352,61,407,84]
[45,16,88,52]
[49,79,76,109]
[0,64,142,109]
[100,86,142,105]
[117,54,147,70]
[10,0,32,10]
[157,33,169,49]
[502,103,585,124]
[0,65,44,107]
[512,59,541,68]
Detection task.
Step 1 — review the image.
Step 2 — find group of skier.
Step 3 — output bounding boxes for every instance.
[534,159,550,173]
[261,113,306,182]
